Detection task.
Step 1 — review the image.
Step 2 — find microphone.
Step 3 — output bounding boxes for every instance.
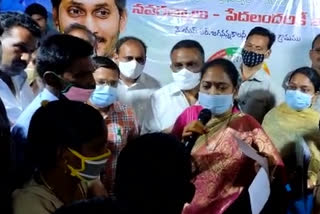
[185,108,212,154]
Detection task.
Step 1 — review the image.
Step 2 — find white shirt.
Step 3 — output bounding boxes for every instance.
[141,83,191,134]
[117,72,160,126]
[0,73,34,125]
[12,88,58,140]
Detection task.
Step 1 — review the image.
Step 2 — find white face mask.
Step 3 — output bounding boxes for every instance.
[172,68,201,90]
[119,60,145,79]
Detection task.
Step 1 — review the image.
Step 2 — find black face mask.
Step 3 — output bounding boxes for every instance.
[242,49,265,67]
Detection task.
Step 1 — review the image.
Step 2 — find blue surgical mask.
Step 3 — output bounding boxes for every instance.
[198,92,233,115]
[89,85,117,108]
[285,89,312,111]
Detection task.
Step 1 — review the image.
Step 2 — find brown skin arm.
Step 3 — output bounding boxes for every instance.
[182,120,208,141]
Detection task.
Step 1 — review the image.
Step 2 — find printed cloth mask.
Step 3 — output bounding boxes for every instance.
[285,89,312,111]
[67,148,111,181]
[198,92,233,115]
[119,60,145,79]
[89,85,118,108]
[242,49,265,67]
[172,68,201,90]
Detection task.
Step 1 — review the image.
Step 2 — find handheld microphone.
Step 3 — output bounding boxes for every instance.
[185,109,212,154]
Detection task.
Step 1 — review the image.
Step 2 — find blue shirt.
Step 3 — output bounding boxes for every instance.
[12,88,58,140]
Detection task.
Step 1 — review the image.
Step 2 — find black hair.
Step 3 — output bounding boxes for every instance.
[247,26,276,49]
[0,98,9,138]
[170,40,205,62]
[0,12,41,38]
[289,67,320,92]
[0,24,3,36]
[92,56,120,75]
[312,34,320,49]
[115,133,194,214]
[27,100,106,170]
[0,98,13,214]
[36,34,93,78]
[201,58,240,88]
[64,23,96,45]
[51,0,126,14]
[25,3,48,19]
[115,36,147,55]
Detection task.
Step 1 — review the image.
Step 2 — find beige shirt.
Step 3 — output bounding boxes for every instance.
[12,178,63,214]
[12,178,88,214]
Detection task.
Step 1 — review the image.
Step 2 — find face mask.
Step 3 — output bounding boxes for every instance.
[242,49,265,67]
[172,68,201,90]
[67,148,111,181]
[285,89,312,111]
[44,72,94,102]
[89,85,117,108]
[25,67,37,85]
[198,92,233,115]
[63,85,94,103]
[119,60,145,79]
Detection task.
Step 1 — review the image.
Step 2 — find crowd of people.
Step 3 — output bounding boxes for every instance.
[1,0,320,214]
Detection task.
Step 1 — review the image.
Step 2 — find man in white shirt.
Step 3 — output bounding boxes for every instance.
[238,26,283,123]
[142,40,205,133]
[113,36,160,127]
[0,12,41,124]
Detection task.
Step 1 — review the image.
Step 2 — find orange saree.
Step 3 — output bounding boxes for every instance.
[182,111,284,214]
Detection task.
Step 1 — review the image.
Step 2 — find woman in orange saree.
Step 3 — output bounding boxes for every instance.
[174,59,285,214]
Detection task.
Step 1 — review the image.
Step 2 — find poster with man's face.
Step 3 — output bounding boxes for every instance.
[52,0,127,56]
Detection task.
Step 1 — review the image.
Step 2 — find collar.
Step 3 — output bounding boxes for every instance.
[100,102,123,118]
[241,68,267,83]
[119,73,145,89]
[40,88,59,100]
[168,83,183,96]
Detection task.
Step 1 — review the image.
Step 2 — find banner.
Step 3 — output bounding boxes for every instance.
[1,0,320,90]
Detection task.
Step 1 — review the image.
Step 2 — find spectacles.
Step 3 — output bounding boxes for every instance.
[95,81,118,88]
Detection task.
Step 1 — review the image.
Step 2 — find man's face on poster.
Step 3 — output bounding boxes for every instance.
[53,0,127,56]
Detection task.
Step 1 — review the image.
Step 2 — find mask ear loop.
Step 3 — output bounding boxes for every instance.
[43,71,73,93]
[66,149,86,180]
[61,83,73,93]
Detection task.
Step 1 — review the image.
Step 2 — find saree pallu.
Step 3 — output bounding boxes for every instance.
[183,112,284,214]
[262,103,320,158]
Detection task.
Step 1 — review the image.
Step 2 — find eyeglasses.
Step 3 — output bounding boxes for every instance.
[95,81,118,88]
